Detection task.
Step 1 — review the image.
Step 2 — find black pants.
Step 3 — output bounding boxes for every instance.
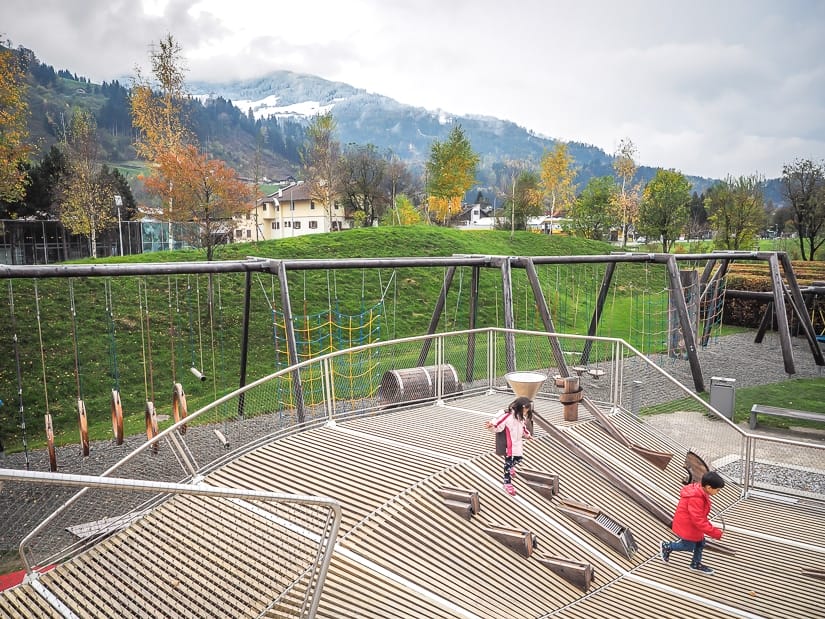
[503,455,523,484]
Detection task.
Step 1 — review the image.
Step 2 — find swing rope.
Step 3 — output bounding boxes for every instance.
[34,280,59,469]
[104,279,121,392]
[195,276,205,375]
[33,281,51,418]
[138,278,155,402]
[167,277,177,383]
[68,280,84,401]
[8,280,31,468]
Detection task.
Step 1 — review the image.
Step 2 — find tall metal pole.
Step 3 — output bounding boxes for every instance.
[115,195,124,256]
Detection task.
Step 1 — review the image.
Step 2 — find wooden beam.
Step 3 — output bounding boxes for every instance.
[767,253,795,374]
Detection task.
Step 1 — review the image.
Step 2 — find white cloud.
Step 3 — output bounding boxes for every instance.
[2,0,824,178]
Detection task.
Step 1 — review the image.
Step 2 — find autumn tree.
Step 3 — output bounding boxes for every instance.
[58,109,115,257]
[503,170,543,231]
[302,112,342,230]
[492,158,530,238]
[425,125,479,225]
[567,176,620,241]
[380,194,423,226]
[144,144,251,260]
[383,152,414,225]
[339,143,387,227]
[539,143,577,229]
[705,175,766,250]
[130,34,191,160]
[637,169,691,252]
[0,45,33,202]
[612,138,640,247]
[130,33,193,250]
[781,158,825,260]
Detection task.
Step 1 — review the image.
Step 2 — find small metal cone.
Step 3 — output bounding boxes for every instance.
[504,372,547,400]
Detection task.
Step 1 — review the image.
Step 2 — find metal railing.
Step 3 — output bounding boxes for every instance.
[0,468,341,619]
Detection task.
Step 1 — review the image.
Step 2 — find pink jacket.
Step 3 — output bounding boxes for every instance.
[671,483,723,542]
[490,409,531,457]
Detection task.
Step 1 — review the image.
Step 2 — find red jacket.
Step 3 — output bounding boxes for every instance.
[671,483,723,542]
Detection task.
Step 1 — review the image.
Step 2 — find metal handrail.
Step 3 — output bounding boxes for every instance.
[1,468,341,619]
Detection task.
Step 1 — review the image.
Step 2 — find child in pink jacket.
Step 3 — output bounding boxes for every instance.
[485,396,532,496]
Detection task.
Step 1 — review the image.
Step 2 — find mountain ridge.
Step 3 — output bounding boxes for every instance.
[189,70,724,193]
[10,44,784,205]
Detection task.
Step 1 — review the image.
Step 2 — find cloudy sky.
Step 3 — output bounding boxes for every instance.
[3,0,824,179]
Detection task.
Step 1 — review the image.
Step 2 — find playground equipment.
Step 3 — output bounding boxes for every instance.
[1,251,823,465]
[378,364,462,406]
[68,281,90,457]
[104,279,124,445]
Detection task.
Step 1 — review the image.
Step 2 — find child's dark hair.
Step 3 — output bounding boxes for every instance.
[701,471,725,489]
[509,396,532,421]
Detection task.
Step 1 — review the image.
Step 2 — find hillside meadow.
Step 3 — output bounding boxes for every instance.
[0,226,805,452]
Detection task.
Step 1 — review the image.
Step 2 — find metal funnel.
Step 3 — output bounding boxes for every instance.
[504,372,547,400]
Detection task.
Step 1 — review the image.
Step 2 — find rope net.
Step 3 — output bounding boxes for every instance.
[271,301,385,409]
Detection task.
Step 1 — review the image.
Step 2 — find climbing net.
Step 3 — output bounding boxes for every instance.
[271,301,385,409]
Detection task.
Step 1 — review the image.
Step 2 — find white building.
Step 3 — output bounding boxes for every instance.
[234,181,349,241]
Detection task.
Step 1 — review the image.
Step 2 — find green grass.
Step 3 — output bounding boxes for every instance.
[0,226,743,452]
[731,379,825,428]
[642,378,825,431]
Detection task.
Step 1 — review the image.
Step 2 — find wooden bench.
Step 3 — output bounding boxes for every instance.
[749,404,825,430]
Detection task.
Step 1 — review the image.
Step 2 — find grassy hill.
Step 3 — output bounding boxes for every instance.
[2,225,823,455]
[1,227,627,452]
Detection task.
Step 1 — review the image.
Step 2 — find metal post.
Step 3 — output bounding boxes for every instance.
[114,195,124,256]
[630,380,643,417]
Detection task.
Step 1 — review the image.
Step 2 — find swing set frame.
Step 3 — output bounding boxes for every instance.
[2,250,822,452]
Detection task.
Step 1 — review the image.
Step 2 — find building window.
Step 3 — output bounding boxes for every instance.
[310,200,315,210]
[235,229,243,238]
[334,201,340,210]
[309,220,318,229]
[262,204,267,211]
[271,221,279,230]
[285,221,291,227]
[276,204,280,212]
[293,221,301,230]
[246,229,251,238]
[245,213,251,220]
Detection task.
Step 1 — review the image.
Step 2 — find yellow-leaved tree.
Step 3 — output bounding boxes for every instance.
[612,138,640,246]
[58,109,115,257]
[539,143,577,232]
[0,45,33,202]
[130,33,194,250]
[425,125,479,225]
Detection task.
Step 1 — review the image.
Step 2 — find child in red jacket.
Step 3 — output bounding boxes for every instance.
[660,470,725,575]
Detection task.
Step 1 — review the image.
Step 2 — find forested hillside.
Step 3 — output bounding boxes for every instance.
[14,46,303,180]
